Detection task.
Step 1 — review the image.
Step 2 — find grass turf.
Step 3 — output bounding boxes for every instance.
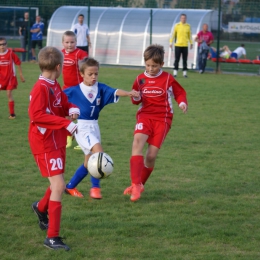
[0,63,260,259]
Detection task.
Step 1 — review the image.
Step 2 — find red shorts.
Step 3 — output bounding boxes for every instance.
[0,76,18,90]
[134,118,171,148]
[33,147,66,177]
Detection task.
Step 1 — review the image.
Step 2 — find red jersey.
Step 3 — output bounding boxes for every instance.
[0,49,21,89]
[132,70,187,126]
[28,76,79,154]
[62,48,88,89]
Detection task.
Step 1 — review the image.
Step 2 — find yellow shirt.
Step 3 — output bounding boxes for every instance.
[169,22,193,47]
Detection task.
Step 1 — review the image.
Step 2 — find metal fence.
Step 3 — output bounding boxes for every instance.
[1,0,260,73]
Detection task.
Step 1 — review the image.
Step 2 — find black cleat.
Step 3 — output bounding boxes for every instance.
[44,237,70,251]
[31,201,48,230]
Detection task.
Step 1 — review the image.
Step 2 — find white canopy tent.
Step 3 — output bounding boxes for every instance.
[47,6,218,68]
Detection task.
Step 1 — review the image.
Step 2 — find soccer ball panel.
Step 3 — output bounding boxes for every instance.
[88,152,114,179]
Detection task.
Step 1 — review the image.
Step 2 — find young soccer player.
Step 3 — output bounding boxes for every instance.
[61,30,88,148]
[63,57,139,199]
[29,46,80,251]
[123,44,188,202]
[0,37,25,119]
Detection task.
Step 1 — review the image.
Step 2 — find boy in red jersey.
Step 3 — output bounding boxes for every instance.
[123,44,188,202]
[0,37,25,119]
[61,30,88,148]
[29,46,80,250]
[61,30,88,90]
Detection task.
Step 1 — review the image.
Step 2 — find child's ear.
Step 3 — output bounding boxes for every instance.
[80,72,84,77]
[56,64,61,71]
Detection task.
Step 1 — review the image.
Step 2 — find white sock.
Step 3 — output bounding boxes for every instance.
[183,71,187,76]
[173,70,177,76]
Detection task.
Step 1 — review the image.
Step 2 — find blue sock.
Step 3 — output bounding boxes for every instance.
[66,164,88,189]
[91,175,100,188]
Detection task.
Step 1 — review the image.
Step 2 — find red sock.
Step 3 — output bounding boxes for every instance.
[47,200,62,238]
[8,101,15,114]
[141,166,154,185]
[130,155,143,185]
[38,186,51,213]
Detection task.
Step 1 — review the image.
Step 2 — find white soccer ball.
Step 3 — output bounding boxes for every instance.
[87,152,114,179]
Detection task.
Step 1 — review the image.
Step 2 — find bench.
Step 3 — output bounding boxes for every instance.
[211,57,260,74]
[211,58,260,65]
[9,48,27,52]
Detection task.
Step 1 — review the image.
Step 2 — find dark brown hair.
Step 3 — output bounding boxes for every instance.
[143,44,165,64]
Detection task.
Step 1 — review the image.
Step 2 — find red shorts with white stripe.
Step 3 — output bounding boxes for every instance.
[0,76,18,90]
[33,147,66,177]
[133,118,170,149]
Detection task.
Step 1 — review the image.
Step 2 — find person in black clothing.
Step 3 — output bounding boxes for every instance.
[19,12,31,61]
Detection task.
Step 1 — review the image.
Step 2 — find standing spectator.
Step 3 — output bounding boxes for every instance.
[169,14,193,78]
[195,23,214,74]
[30,15,44,61]
[0,37,25,119]
[72,14,91,54]
[19,12,31,61]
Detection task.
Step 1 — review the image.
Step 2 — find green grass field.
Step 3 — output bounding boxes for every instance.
[0,63,260,259]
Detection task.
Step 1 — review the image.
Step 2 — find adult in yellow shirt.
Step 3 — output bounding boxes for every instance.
[169,14,193,78]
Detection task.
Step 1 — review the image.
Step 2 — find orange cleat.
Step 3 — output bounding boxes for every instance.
[65,187,84,198]
[90,187,102,199]
[123,183,144,195]
[130,184,142,202]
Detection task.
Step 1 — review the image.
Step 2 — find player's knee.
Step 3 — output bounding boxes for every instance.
[145,153,156,165]
[52,182,66,194]
[132,142,143,155]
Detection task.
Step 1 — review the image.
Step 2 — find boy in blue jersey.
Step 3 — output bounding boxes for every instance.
[30,15,44,61]
[63,57,139,199]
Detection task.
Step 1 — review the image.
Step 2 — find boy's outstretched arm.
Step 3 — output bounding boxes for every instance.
[116,89,140,98]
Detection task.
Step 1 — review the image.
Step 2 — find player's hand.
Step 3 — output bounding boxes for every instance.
[130,90,140,98]
[190,44,193,50]
[70,113,79,120]
[170,44,173,49]
[20,75,25,82]
[179,103,188,114]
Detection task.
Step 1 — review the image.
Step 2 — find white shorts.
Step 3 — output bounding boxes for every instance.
[75,119,101,155]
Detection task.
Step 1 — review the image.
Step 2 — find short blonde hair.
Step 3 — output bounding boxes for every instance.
[143,44,164,64]
[38,46,63,71]
[79,57,99,74]
[62,31,76,42]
